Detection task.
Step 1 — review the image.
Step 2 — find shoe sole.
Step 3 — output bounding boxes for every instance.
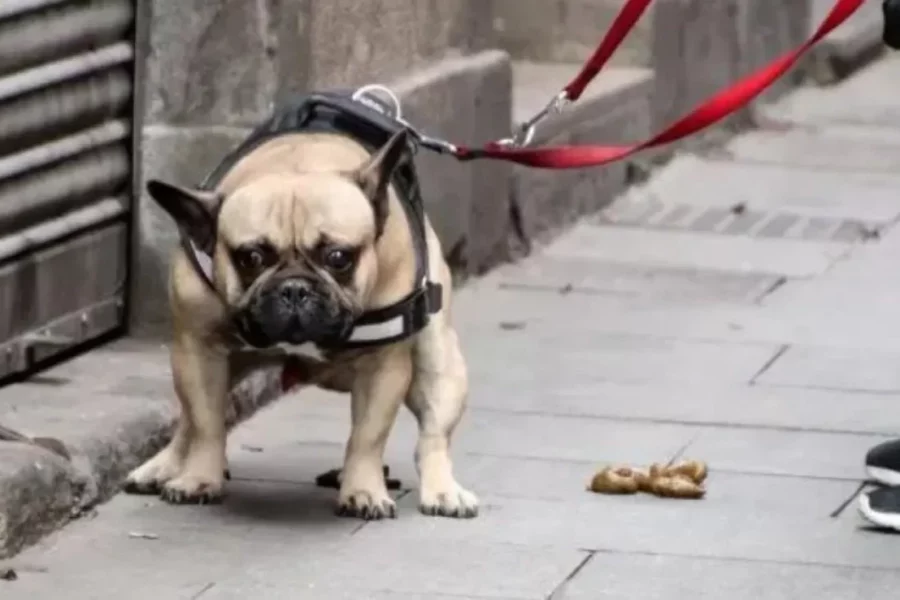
[867,466,900,487]
[859,493,900,531]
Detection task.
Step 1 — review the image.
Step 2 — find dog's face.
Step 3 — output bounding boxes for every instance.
[146,130,410,349]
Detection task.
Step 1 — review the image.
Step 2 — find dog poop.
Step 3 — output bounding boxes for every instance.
[588,466,640,494]
[588,459,708,500]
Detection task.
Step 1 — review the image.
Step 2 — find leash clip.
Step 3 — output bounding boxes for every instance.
[497,90,571,148]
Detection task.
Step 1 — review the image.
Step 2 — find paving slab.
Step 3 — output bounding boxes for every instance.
[351,491,896,569]
[2,483,360,600]
[466,380,900,436]
[491,254,782,304]
[756,345,900,393]
[453,282,900,352]
[462,330,781,386]
[544,223,852,278]
[723,127,900,173]
[609,152,900,223]
[562,552,900,600]
[203,540,586,600]
[228,400,695,474]
[685,425,891,479]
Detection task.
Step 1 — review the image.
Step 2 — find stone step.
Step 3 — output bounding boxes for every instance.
[807,0,886,85]
[509,60,654,244]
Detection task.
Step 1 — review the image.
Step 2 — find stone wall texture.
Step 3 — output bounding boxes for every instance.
[131,0,822,335]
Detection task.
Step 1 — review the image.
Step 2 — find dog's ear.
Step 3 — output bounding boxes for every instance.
[146,179,223,252]
[354,129,410,236]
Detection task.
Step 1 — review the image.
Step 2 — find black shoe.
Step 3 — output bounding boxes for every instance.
[859,486,900,531]
[865,438,900,486]
[885,0,900,49]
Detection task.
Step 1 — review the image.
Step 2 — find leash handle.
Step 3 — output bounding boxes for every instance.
[453,0,864,168]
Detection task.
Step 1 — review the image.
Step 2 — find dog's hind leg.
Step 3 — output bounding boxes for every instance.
[336,345,411,520]
[406,322,479,518]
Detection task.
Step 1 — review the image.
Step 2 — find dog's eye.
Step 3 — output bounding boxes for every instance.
[324,248,354,272]
[234,247,268,271]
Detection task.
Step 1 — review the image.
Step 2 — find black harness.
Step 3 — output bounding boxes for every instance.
[183,89,443,350]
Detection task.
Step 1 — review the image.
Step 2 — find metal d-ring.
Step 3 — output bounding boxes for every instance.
[352,84,404,122]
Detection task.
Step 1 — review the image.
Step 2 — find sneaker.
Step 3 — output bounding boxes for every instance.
[865,438,900,486]
[886,0,900,49]
[859,486,900,531]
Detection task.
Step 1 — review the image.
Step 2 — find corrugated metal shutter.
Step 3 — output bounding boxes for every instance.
[0,0,135,381]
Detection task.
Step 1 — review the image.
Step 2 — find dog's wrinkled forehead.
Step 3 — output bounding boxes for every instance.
[217,172,377,251]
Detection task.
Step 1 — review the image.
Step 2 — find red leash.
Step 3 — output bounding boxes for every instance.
[448,0,864,169]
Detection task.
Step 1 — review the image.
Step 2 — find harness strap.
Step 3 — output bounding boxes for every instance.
[442,0,864,168]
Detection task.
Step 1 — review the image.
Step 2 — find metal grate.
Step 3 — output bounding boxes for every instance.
[596,197,881,244]
[0,0,136,381]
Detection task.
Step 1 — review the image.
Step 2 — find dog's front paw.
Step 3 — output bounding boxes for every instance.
[336,486,397,520]
[160,473,225,505]
[419,481,479,519]
[123,451,184,495]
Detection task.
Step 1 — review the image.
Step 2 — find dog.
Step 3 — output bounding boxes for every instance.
[123,97,478,520]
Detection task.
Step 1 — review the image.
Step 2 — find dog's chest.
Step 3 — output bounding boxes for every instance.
[274,342,327,362]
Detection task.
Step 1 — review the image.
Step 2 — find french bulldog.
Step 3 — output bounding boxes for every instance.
[123,127,478,520]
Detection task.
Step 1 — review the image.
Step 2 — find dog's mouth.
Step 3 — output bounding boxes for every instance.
[228,290,355,350]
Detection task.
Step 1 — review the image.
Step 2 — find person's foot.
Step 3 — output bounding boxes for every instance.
[865,438,900,486]
[886,0,900,49]
[859,486,900,531]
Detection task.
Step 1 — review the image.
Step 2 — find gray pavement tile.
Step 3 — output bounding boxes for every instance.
[453,282,900,353]
[543,223,851,278]
[756,345,900,393]
[457,412,697,464]
[724,128,900,173]
[209,592,527,600]
[489,255,781,304]
[6,481,364,599]
[462,329,781,386]
[234,375,900,437]
[614,152,900,222]
[686,426,892,480]
[202,540,586,600]
[465,380,900,436]
[228,406,695,479]
[353,490,900,569]
[560,551,900,600]
[75,479,360,539]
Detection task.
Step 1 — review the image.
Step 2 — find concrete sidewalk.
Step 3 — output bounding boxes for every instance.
[5,53,900,599]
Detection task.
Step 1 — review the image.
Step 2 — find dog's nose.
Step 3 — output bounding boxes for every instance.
[278,279,311,305]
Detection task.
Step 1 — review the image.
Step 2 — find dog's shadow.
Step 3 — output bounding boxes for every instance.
[219,477,343,527]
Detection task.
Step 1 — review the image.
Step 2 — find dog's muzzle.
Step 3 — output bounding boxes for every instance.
[233,277,354,348]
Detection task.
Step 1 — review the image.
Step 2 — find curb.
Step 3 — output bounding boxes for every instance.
[0,340,175,557]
